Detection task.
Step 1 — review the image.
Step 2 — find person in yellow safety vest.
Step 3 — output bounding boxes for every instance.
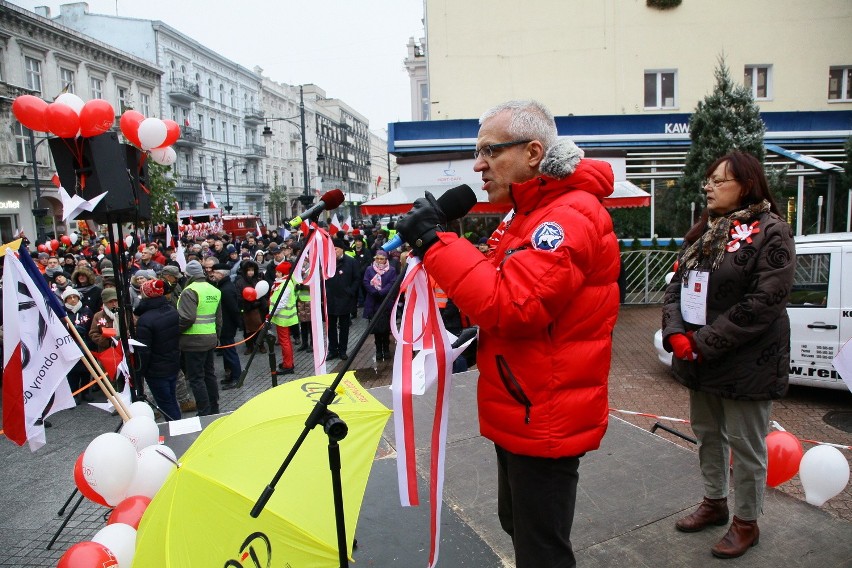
[177,260,223,416]
[295,279,312,352]
[269,261,298,375]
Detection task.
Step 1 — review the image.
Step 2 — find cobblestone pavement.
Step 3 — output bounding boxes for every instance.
[1,304,850,566]
[610,305,852,523]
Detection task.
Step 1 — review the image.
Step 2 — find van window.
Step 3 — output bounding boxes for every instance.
[789,253,830,307]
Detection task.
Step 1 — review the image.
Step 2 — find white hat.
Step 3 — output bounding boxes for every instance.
[61,287,81,300]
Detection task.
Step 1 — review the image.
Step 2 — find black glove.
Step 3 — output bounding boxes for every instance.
[396,195,447,258]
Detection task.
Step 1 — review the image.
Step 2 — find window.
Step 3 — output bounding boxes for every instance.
[744,65,771,99]
[117,86,130,112]
[60,67,75,93]
[419,82,430,120]
[210,117,216,140]
[197,114,204,136]
[13,122,32,163]
[219,84,225,105]
[232,125,238,145]
[230,88,236,108]
[789,253,830,307]
[25,56,42,92]
[208,78,214,99]
[169,60,176,81]
[644,70,677,109]
[222,121,227,143]
[140,93,151,116]
[198,155,205,177]
[90,76,103,99]
[211,157,217,181]
[828,66,852,101]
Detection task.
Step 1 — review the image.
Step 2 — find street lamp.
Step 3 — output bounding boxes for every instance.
[218,149,247,214]
[262,85,313,211]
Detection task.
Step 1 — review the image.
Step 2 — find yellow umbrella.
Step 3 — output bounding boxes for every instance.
[135,372,391,567]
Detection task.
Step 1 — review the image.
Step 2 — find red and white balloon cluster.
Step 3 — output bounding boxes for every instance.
[12,93,116,139]
[242,279,270,302]
[119,110,179,166]
[765,429,850,506]
[59,402,176,568]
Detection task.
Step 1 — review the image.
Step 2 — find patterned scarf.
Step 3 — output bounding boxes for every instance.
[370,260,390,290]
[679,200,771,274]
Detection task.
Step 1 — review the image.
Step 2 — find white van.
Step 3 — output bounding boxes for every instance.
[653,232,852,390]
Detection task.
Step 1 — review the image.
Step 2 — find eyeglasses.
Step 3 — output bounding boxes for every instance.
[702,178,736,189]
[473,139,531,160]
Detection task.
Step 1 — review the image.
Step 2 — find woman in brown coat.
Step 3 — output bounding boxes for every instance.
[662,151,795,559]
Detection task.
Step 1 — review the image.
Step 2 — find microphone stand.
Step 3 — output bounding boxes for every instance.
[250,262,408,568]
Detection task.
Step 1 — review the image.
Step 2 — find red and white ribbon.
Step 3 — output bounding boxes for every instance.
[609,408,691,424]
[293,223,336,376]
[390,256,453,568]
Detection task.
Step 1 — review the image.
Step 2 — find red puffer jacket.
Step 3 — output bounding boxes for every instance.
[425,159,620,458]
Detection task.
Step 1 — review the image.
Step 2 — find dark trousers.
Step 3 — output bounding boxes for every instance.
[495,444,580,568]
[220,334,242,381]
[183,349,219,416]
[328,314,351,356]
[300,322,312,347]
[145,375,181,421]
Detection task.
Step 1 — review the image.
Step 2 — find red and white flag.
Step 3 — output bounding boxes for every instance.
[3,251,81,451]
[201,183,209,206]
[342,214,352,233]
[256,220,263,237]
[165,224,174,249]
[329,214,341,235]
[209,192,219,210]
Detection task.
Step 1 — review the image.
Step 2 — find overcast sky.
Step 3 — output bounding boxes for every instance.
[10,0,425,133]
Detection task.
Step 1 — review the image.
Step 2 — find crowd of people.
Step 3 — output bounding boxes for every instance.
[2,220,420,424]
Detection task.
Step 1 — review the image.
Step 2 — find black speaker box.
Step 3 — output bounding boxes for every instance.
[49,131,151,224]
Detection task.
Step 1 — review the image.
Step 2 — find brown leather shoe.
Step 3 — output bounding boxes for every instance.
[675,497,729,532]
[711,516,759,559]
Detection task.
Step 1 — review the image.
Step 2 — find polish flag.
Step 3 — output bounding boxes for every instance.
[342,214,352,233]
[329,214,341,235]
[3,246,80,451]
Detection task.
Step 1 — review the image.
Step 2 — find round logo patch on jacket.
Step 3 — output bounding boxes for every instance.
[531,222,564,251]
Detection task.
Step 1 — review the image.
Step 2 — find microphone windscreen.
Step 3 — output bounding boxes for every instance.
[320,189,346,210]
[436,184,477,221]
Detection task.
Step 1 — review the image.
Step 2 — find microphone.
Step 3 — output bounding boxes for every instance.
[383,184,477,251]
[289,189,345,227]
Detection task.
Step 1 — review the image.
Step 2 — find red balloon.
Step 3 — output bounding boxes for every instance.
[107,495,151,529]
[766,430,804,487]
[37,244,47,253]
[61,235,72,246]
[73,453,110,507]
[158,119,181,148]
[79,99,115,138]
[12,95,49,132]
[119,110,144,147]
[46,102,80,138]
[57,541,118,568]
[242,287,258,302]
[50,239,60,251]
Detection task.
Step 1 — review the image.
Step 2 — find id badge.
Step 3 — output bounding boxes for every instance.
[680,270,709,325]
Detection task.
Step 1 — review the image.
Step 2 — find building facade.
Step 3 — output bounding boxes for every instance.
[368,129,398,200]
[391,0,852,237]
[0,1,162,243]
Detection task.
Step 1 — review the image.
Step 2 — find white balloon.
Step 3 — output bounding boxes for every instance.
[120,415,160,452]
[665,271,675,285]
[83,433,138,506]
[69,232,79,245]
[124,235,134,248]
[128,400,155,421]
[55,92,85,115]
[254,280,270,299]
[125,445,177,499]
[92,523,137,568]
[799,445,850,506]
[137,117,167,150]
[149,146,176,166]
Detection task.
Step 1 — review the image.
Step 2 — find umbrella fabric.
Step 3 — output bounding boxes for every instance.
[135,372,391,567]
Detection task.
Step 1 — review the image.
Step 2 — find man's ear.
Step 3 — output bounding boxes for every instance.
[527,140,545,168]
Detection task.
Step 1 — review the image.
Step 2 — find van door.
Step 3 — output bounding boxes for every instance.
[787,245,843,388]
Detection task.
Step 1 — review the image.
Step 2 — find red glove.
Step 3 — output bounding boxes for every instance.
[686,331,702,362]
[669,333,696,361]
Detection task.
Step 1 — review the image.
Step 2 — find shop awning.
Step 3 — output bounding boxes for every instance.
[765,144,843,172]
[360,181,649,215]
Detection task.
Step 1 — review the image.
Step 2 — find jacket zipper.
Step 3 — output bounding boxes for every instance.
[496,355,532,423]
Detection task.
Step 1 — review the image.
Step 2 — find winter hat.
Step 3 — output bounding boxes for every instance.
[373,249,388,258]
[226,244,236,253]
[332,239,348,250]
[101,288,118,303]
[185,260,204,278]
[267,243,280,253]
[101,268,115,279]
[140,279,165,299]
[160,265,181,278]
[135,269,156,280]
[61,287,80,300]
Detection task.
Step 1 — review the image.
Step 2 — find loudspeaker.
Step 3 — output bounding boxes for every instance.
[49,131,151,223]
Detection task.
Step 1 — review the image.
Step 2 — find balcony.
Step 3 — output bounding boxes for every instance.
[246,183,270,197]
[244,144,267,159]
[176,175,206,189]
[175,125,204,147]
[244,107,265,124]
[167,79,201,102]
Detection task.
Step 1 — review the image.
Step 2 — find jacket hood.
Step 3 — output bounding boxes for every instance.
[239,260,260,275]
[512,158,614,213]
[71,265,96,285]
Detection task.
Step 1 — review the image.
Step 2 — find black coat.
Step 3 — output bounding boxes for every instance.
[216,276,241,339]
[135,296,181,379]
[325,254,360,315]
